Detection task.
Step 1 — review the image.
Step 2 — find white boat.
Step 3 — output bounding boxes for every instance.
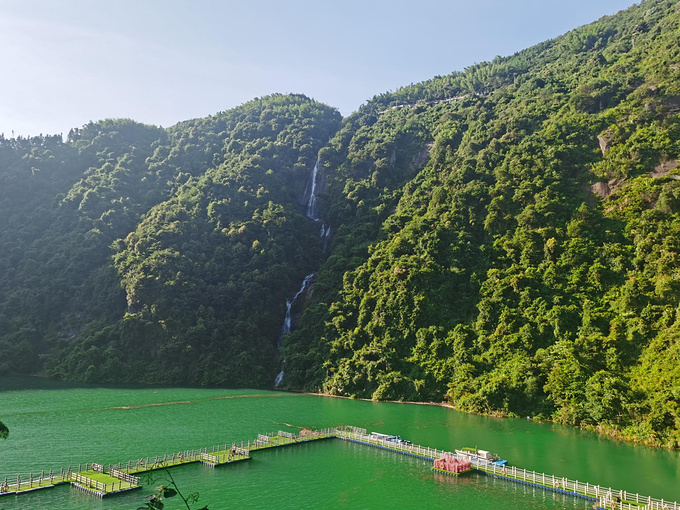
[369,432,412,446]
[455,448,506,465]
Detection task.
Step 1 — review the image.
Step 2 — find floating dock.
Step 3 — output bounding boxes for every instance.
[249,429,334,452]
[432,453,473,476]
[333,427,678,510]
[0,463,141,499]
[1,425,677,509]
[70,466,140,498]
[0,428,333,500]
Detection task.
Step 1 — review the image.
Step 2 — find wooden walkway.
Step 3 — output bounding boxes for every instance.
[1,425,677,509]
[248,429,334,452]
[70,468,140,498]
[0,463,141,499]
[117,446,250,473]
[0,428,333,500]
[334,427,679,510]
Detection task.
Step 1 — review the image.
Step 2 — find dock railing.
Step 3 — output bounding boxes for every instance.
[334,426,678,510]
[247,428,334,450]
[472,457,678,510]
[1,467,71,493]
[69,471,133,496]
[71,472,106,494]
[114,442,249,473]
[111,428,335,472]
[108,468,140,486]
[2,425,677,509]
[333,427,446,460]
[116,451,200,473]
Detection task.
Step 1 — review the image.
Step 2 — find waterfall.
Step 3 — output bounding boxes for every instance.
[275,158,328,387]
[320,224,331,252]
[275,272,315,386]
[278,272,315,349]
[279,299,293,345]
[305,158,320,221]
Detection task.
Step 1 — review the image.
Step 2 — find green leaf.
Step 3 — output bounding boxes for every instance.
[162,487,177,498]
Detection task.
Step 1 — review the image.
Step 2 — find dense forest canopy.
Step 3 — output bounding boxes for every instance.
[1,0,680,448]
[0,95,341,386]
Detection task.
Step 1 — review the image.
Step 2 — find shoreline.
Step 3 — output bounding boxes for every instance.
[2,376,672,451]
[302,390,676,451]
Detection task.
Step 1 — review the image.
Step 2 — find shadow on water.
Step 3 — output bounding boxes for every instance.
[0,375,277,393]
[0,375,170,392]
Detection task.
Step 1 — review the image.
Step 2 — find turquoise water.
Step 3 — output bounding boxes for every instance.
[0,377,678,509]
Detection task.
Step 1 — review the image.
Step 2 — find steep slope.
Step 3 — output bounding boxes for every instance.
[283,0,680,447]
[1,0,679,449]
[0,95,341,386]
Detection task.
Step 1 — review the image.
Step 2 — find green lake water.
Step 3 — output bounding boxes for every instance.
[0,377,678,509]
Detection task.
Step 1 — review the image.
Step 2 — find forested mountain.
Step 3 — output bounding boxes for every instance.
[283,0,680,448]
[2,0,680,447]
[0,95,340,385]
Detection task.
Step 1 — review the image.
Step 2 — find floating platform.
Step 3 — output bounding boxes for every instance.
[0,471,69,497]
[0,466,140,499]
[1,484,57,497]
[433,452,473,476]
[432,466,473,477]
[248,430,334,452]
[335,428,442,461]
[70,466,141,498]
[334,427,679,510]
[122,451,204,474]
[199,448,250,468]
[2,425,678,509]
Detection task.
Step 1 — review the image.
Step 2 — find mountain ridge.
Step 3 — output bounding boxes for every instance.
[1,0,680,448]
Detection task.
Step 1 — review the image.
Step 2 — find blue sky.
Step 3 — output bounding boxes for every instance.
[0,0,636,137]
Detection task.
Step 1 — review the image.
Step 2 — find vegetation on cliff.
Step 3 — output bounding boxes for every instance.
[283,0,680,448]
[0,95,340,386]
[1,0,679,447]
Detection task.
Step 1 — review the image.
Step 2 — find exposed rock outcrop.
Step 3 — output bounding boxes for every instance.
[597,134,611,156]
[590,178,626,199]
[649,159,679,178]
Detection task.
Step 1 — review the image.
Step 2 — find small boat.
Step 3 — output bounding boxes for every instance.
[455,447,507,465]
[387,435,412,446]
[369,432,412,446]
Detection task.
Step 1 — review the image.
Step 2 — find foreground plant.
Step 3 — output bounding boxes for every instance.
[137,470,208,510]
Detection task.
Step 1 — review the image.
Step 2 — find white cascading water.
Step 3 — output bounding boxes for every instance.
[275,157,328,387]
[305,158,320,221]
[275,272,316,386]
[278,272,315,348]
[320,224,331,252]
[279,299,293,345]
